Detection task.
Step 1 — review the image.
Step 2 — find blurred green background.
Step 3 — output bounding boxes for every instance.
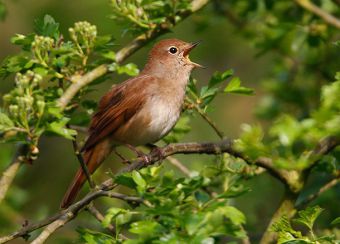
[0,0,338,243]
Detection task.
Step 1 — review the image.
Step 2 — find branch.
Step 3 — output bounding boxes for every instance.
[186,97,225,139]
[297,174,340,208]
[86,204,117,236]
[0,139,275,243]
[260,190,298,244]
[305,136,340,172]
[57,0,210,109]
[0,189,142,244]
[4,135,336,243]
[0,144,28,204]
[294,0,340,29]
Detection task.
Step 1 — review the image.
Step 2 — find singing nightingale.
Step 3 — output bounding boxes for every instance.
[61,39,202,208]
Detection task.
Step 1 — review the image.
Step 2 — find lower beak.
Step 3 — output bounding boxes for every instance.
[183,41,205,68]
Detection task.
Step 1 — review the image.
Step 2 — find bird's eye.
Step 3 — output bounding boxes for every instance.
[169,46,178,54]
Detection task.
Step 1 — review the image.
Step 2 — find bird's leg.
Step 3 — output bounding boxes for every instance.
[146,143,165,161]
[113,148,130,164]
[125,144,150,164]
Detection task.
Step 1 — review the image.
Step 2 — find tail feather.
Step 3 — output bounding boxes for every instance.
[61,139,111,208]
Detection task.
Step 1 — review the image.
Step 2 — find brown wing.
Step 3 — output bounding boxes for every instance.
[81,75,153,151]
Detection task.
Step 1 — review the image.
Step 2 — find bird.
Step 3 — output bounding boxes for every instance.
[61,38,202,208]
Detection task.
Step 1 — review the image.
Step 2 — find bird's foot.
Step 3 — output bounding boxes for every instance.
[147,144,165,161]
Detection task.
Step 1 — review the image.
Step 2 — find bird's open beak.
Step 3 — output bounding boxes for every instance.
[183,41,205,68]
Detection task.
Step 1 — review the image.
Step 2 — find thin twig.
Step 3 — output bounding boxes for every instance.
[294,0,340,29]
[186,97,224,139]
[69,130,95,188]
[167,156,191,177]
[31,215,71,244]
[297,175,340,208]
[86,203,117,236]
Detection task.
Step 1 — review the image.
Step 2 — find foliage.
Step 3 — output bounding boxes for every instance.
[272,206,339,243]
[104,162,248,243]
[0,15,138,155]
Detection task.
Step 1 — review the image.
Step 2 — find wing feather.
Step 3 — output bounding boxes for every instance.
[81,75,152,151]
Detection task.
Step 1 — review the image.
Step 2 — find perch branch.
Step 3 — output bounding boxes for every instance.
[0,139,278,244]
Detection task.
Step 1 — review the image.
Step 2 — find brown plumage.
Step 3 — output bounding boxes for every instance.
[61,39,202,208]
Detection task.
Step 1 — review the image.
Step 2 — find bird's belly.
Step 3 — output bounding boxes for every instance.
[113,98,181,146]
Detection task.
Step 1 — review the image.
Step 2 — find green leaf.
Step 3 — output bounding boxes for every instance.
[132,171,147,190]
[34,14,60,40]
[270,115,301,146]
[208,69,233,88]
[224,77,254,95]
[77,228,115,244]
[114,173,137,188]
[187,77,198,95]
[294,206,323,230]
[331,217,340,225]
[108,63,139,76]
[163,115,191,143]
[101,51,116,61]
[184,213,204,235]
[10,34,35,50]
[102,207,126,228]
[220,206,246,225]
[46,118,77,140]
[129,220,163,236]
[0,112,14,131]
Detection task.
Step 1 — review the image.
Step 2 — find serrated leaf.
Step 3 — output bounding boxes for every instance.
[102,207,125,228]
[46,118,77,140]
[294,206,323,230]
[34,14,60,40]
[224,77,254,95]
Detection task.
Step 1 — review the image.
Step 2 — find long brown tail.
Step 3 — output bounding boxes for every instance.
[61,139,112,208]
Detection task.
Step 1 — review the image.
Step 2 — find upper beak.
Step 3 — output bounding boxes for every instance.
[183,41,205,68]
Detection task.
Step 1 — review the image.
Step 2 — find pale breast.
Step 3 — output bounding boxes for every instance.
[144,95,181,142]
[113,76,187,146]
